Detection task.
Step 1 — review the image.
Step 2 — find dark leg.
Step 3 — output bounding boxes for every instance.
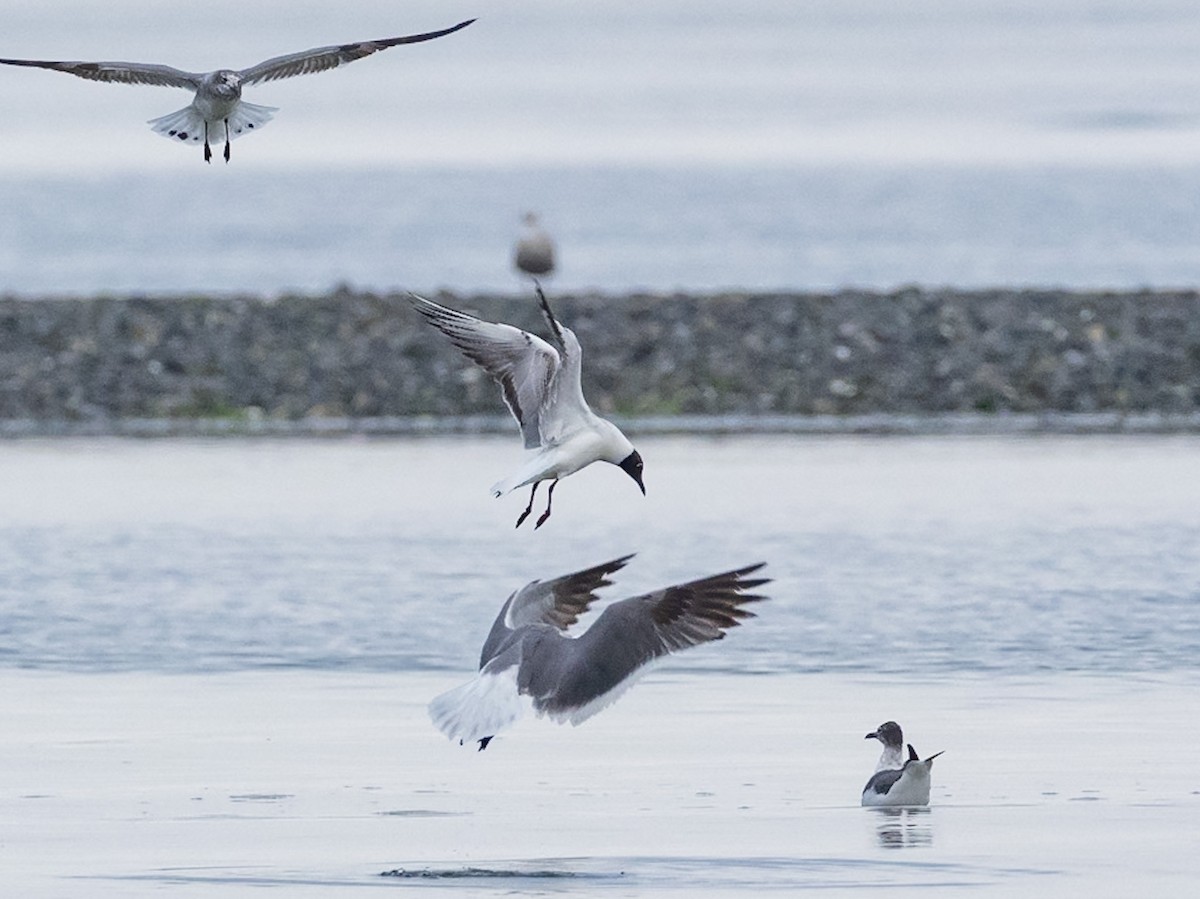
[223,119,231,163]
[514,482,540,528]
[534,480,558,529]
[477,736,493,751]
[203,122,212,163]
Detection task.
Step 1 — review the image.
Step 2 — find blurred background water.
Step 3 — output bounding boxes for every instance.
[3,434,1197,676]
[3,0,1200,294]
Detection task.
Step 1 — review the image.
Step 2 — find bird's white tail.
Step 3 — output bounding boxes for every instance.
[428,666,525,745]
[147,101,276,145]
[224,101,277,141]
[147,105,208,145]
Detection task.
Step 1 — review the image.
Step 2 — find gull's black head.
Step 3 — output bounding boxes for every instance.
[618,450,646,495]
[865,720,903,748]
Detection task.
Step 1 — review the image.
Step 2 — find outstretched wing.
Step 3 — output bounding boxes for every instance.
[410,294,559,449]
[478,555,635,667]
[509,555,635,632]
[0,57,200,89]
[239,19,474,85]
[525,563,770,722]
[533,285,592,442]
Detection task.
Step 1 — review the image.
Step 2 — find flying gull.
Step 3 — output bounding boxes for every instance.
[865,720,906,773]
[428,555,769,749]
[0,19,474,163]
[861,743,945,807]
[513,212,556,278]
[410,288,645,529]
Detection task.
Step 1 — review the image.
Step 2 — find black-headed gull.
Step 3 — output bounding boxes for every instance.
[513,212,556,278]
[410,288,645,529]
[428,555,769,749]
[862,743,945,807]
[0,19,473,163]
[865,720,906,772]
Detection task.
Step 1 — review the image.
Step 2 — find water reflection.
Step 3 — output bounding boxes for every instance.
[871,807,933,849]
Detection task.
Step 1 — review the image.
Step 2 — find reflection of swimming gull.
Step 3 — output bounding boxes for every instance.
[862,743,944,807]
[428,556,769,749]
[513,212,556,277]
[410,287,645,529]
[0,19,473,163]
[865,720,906,772]
[872,806,933,849]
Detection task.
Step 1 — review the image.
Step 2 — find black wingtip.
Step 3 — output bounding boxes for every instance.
[534,280,566,349]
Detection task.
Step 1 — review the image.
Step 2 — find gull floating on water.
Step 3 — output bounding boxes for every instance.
[410,287,645,529]
[865,720,906,772]
[0,19,473,163]
[428,555,769,749]
[862,734,944,807]
[513,212,556,278]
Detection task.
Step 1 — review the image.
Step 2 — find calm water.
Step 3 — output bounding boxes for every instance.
[4,1,1200,292]
[2,434,1199,896]
[1,434,1198,675]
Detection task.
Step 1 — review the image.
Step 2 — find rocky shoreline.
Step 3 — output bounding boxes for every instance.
[2,288,1198,434]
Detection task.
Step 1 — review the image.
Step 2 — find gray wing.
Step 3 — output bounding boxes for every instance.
[411,294,560,449]
[0,58,200,88]
[525,563,769,720]
[533,286,592,441]
[864,767,904,797]
[238,19,474,85]
[478,556,635,667]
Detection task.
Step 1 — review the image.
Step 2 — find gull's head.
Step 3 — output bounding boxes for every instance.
[209,69,242,96]
[617,450,646,496]
[866,721,903,749]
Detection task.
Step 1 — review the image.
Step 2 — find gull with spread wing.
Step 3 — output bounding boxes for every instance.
[429,556,769,749]
[0,19,473,163]
[410,288,645,529]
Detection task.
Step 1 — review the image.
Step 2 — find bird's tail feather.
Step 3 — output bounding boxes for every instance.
[225,101,277,141]
[428,667,525,745]
[147,105,208,145]
[148,101,276,145]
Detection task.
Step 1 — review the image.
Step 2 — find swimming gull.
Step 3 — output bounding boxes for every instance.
[410,287,645,529]
[428,556,769,749]
[862,742,944,807]
[865,720,906,773]
[0,19,473,163]
[513,212,556,278]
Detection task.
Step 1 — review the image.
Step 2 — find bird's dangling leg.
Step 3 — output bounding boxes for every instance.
[203,122,212,163]
[223,119,231,163]
[534,480,558,529]
[514,482,540,528]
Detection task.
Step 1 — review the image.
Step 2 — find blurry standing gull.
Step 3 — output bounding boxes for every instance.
[428,556,769,749]
[0,19,473,163]
[513,212,556,278]
[410,288,645,529]
[862,744,945,807]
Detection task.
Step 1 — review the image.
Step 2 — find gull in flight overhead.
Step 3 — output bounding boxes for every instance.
[861,743,945,807]
[410,287,645,529]
[428,555,769,749]
[0,19,474,163]
[513,212,556,278]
